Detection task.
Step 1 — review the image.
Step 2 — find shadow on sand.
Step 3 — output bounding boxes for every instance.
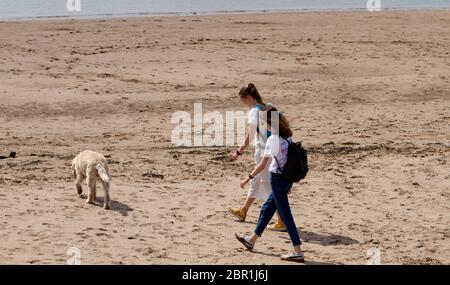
[275,228,359,246]
[240,228,358,264]
[79,194,133,216]
[250,249,343,265]
[297,229,359,246]
[235,222,359,247]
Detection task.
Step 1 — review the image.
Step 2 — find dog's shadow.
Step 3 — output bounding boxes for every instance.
[79,194,133,216]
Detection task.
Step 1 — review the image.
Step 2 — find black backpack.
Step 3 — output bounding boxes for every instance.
[274,138,309,183]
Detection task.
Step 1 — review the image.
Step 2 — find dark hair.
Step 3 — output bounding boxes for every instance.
[263,106,293,138]
[239,83,264,105]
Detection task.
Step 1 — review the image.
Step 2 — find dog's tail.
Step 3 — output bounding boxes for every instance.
[96,163,111,184]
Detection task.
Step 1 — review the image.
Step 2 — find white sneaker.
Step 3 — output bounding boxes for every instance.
[280,252,305,263]
[235,233,254,250]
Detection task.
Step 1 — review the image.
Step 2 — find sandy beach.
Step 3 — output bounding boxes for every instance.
[0,10,449,264]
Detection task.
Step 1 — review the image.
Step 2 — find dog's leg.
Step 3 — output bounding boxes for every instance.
[75,173,84,195]
[92,182,97,201]
[97,164,111,210]
[85,169,96,205]
[101,180,111,210]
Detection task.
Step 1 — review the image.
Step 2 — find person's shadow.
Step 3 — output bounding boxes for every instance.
[242,225,359,247]
[80,194,133,216]
[296,229,359,246]
[250,249,342,265]
[250,228,359,264]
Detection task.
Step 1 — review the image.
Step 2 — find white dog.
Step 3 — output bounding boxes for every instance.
[71,150,111,209]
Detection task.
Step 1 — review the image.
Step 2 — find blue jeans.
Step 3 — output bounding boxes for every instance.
[254,173,301,246]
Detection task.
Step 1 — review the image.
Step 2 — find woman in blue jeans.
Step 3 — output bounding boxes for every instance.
[235,107,304,262]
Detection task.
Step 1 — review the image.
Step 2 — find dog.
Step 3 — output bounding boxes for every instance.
[71,150,111,209]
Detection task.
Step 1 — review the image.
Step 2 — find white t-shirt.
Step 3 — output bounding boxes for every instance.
[247,107,269,148]
[264,135,291,174]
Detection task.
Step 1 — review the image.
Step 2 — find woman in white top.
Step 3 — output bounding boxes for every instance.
[228,83,285,231]
[235,107,304,263]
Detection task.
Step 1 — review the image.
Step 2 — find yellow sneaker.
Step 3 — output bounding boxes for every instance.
[228,207,246,222]
[269,221,287,232]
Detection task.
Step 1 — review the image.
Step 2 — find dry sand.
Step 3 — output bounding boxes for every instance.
[0,10,449,264]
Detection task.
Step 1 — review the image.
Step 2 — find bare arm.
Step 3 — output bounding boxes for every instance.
[238,132,250,154]
[240,156,271,188]
[231,123,256,160]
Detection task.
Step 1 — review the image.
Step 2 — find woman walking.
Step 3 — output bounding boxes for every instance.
[228,83,285,231]
[235,107,304,262]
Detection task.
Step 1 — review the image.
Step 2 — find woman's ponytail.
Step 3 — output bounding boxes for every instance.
[239,83,264,105]
[248,83,255,93]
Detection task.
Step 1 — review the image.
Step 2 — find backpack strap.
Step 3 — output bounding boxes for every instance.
[272,137,291,174]
[273,155,283,174]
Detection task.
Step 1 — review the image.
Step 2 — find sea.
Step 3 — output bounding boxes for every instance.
[0,0,449,21]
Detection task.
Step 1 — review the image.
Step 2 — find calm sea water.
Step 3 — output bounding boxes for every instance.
[0,0,449,20]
